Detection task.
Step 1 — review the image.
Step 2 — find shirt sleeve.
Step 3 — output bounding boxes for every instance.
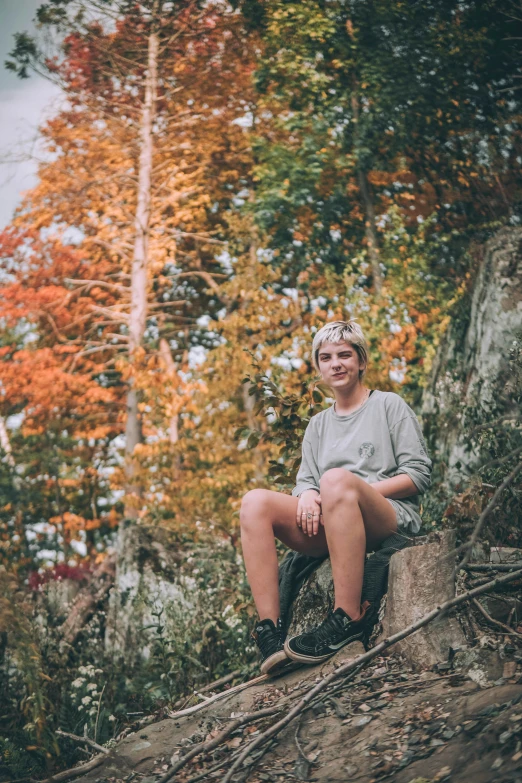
[291,421,321,497]
[388,405,432,494]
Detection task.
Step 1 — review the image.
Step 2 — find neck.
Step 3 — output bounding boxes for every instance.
[333,383,367,415]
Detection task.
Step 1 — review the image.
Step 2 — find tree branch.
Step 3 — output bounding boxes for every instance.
[158,706,280,782]
[458,460,522,571]
[55,730,109,756]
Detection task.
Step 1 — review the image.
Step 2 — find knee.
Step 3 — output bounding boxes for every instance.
[320,469,359,507]
[240,488,272,530]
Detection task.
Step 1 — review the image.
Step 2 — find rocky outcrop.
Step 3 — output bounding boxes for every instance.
[422,226,522,485]
[73,662,522,783]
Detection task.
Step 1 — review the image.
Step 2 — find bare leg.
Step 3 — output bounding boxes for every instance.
[240,489,328,622]
[320,469,398,619]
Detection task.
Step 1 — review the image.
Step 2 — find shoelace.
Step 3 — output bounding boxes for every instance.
[310,611,352,644]
[254,623,281,657]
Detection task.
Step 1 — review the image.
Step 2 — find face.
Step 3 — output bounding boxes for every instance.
[317,341,364,388]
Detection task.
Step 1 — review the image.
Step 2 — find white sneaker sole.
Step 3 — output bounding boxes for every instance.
[260,649,289,676]
[284,632,363,664]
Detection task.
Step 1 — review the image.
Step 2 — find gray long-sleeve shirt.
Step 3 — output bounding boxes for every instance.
[291,390,432,534]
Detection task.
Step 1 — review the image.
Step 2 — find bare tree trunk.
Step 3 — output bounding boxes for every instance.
[356,168,383,294]
[159,337,180,446]
[124,21,159,518]
[0,416,15,469]
[243,199,265,482]
[350,93,383,294]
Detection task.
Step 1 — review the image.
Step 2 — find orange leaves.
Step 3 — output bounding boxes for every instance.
[49,512,101,534]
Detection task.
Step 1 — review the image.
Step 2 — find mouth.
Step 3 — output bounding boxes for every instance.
[332,372,347,379]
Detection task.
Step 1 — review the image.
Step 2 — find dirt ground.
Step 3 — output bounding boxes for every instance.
[75,642,522,783]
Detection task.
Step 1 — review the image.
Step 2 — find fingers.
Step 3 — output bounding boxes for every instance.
[312,509,320,536]
[296,505,322,536]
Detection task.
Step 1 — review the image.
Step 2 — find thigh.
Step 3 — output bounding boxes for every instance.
[262,489,329,558]
[352,480,398,550]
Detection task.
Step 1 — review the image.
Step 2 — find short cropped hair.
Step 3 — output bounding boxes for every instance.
[312,320,369,378]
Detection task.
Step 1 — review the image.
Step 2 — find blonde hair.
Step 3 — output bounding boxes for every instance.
[312,320,369,378]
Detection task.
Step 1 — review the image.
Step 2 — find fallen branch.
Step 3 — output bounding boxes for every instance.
[465,563,522,572]
[221,567,522,783]
[182,740,276,783]
[324,670,461,707]
[30,754,105,783]
[158,705,280,782]
[196,668,245,695]
[167,673,269,719]
[55,730,109,755]
[472,597,522,636]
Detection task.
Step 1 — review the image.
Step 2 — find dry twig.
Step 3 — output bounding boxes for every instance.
[30,754,105,783]
[458,460,522,572]
[472,597,522,635]
[167,673,268,719]
[158,705,280,782]
[55,730,109,756]
[465,563,522,572]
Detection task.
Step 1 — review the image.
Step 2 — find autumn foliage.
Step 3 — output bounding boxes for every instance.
[0,0,521,770]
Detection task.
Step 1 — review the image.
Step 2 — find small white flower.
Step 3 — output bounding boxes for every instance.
[71,678,85,689]
[81,696,92,706]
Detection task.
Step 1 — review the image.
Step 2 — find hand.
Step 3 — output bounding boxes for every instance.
[296,490,323,537]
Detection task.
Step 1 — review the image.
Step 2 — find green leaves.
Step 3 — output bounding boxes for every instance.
[5,32,40,79]
[237,362,326,487]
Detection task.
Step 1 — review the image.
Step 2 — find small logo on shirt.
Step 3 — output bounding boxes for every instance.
[359,442,375,459]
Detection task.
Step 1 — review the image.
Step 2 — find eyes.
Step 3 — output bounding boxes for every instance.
[319,352,353,362]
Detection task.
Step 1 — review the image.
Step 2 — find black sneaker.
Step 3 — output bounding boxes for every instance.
[251,618,288,675]
[284,603,369,664]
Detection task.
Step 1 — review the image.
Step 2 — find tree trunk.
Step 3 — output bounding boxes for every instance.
[356,168,383,294]
[124,22,159,518]
[350,93,383,294]
[159,337,180,446]
[379,530,467,669]
[0,416,15,469]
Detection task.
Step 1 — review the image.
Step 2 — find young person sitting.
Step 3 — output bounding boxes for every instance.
[240,320,432,674]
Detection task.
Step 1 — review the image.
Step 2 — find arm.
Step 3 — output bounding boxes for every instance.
[379,399,433,498]
[292,422,323,535]
[291,422,320,498]
[371,473,419,499]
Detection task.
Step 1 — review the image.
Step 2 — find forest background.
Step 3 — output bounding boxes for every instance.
[1,0,522,778]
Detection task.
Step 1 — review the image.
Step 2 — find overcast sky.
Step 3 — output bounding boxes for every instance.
[0,1,62,228]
